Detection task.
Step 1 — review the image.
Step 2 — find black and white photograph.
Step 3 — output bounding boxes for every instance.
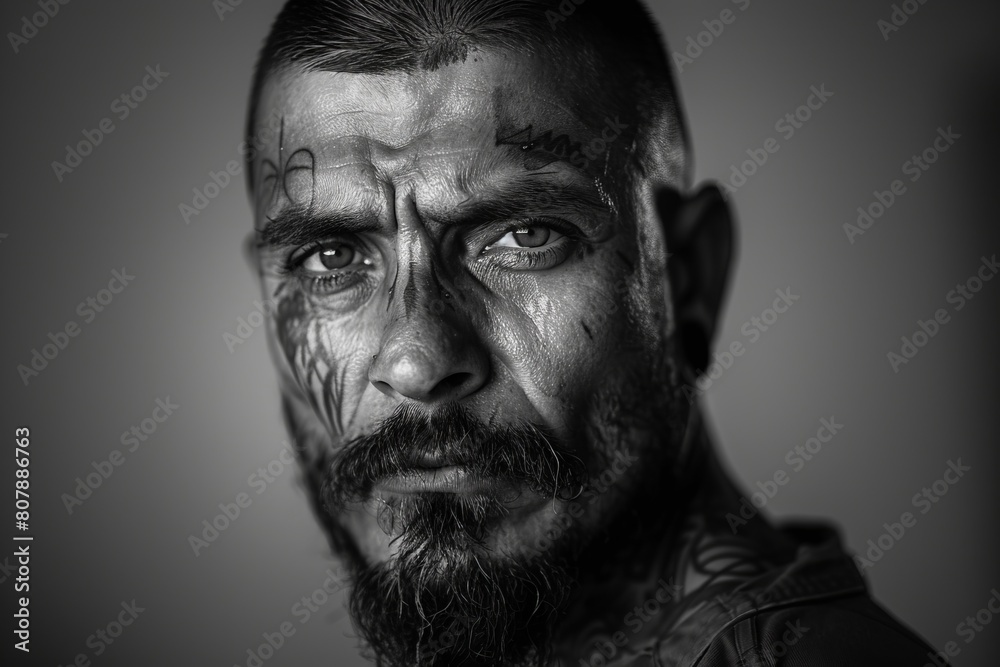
[3,1,999,665]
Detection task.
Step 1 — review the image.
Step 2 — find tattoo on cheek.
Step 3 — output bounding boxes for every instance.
[258,116,317,219]
[273,284,354,436]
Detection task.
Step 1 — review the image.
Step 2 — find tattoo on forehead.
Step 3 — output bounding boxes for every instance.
[495,124,586,171]
[258,116,318,220]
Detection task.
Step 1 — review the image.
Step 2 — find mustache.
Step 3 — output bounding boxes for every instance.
[320,403,588,513]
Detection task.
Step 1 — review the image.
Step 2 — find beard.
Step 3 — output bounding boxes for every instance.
[280,326,689,666]
[288,402,591,667]
[348,494,578,666]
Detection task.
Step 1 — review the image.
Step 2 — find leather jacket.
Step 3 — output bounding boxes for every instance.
[617,524,944,666]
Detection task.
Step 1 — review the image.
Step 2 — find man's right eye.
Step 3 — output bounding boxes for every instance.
[300,241,368,273]
[285,239,378,296]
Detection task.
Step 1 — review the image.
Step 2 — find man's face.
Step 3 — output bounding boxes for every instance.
[251,49,688,664]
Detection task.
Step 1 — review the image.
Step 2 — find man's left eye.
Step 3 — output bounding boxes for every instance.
[488,225,564,250]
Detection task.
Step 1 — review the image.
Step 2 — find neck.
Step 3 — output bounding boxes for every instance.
[551,408,796,664]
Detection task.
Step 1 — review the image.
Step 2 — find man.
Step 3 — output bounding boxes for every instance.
[244,1,942,664]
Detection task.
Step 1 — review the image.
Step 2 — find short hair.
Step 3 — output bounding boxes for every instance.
[245,0,690,193]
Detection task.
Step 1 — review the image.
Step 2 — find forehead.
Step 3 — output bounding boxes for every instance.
[250,51,602,204]
[260,52,578,134]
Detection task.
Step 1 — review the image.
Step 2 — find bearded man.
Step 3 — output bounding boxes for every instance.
[244,1,942,664]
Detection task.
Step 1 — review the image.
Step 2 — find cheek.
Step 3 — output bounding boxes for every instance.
[478,249,632,401]
[268,282,379,436]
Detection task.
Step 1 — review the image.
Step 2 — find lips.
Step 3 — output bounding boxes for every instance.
[375,466,498,495]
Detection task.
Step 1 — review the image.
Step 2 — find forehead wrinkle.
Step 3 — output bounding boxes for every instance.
[455,148,523,197]
[297,70,524,147]
[315,71,409,115]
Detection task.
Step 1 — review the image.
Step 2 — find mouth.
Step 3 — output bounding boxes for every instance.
[374,466,501,496]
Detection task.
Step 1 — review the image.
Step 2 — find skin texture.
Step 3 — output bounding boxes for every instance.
[247,47,782,665]
[253,48,673,549]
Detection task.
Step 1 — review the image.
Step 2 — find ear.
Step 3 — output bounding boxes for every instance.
[655,184,736,377]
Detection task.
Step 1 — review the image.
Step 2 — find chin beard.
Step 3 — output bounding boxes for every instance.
[285,403,589,667]
[349,492,577,667]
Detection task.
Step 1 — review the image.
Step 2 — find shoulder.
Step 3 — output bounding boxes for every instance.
[695,594,942,667]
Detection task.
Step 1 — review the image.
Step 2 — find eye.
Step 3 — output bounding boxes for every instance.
[487,225,564,251]
[478,220,578,271]
[285,239,379,297]
[299,241,372,273]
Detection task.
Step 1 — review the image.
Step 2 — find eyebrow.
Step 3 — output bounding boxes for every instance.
[257,206,382,247]
[445,178,611,226]
[256,176,612,248]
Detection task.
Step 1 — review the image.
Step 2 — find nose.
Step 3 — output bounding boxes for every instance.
[369,262,490,404]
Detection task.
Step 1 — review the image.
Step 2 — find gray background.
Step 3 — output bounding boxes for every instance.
[2,0,998,665]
